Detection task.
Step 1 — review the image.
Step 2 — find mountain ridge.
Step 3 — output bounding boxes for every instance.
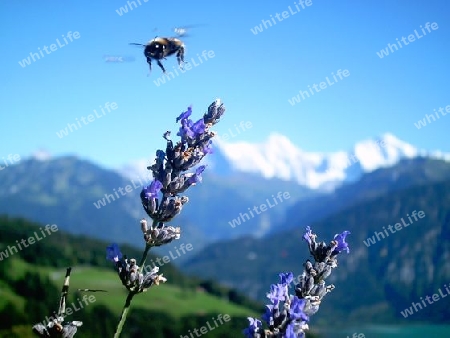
[116,132,450,191]
[181,177,450,325]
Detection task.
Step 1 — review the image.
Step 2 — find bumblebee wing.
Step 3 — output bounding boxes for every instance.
[129,43,146,46]
[173,24,206,37]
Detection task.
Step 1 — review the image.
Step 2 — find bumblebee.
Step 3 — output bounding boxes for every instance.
[130,37,185,74]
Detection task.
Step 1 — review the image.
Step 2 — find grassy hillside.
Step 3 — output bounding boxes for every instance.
[0,216,268,338]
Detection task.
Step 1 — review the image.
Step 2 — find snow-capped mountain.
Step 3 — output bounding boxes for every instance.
[118,133,450,191]
[31,149,52,161]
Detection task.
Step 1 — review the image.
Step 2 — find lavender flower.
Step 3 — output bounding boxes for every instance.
[107,100,225,337]
[106,243,123,262]
[141,219,181,247]
[243,318,262,338]
[245,271,309,338]
[244,227,350,337]
[106,243,167,293]
[140,99,225,237]
[332,230,351,254]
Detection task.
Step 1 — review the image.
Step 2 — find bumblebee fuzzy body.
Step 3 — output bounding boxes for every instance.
[143,37,185,73]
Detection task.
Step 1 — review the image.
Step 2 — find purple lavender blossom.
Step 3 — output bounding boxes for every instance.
[106,243,122,262]
[176,111,206,142]
[191,118,206,136]
[202,140,213,155]
[177,118,195,140]
[187,165,206,185]
[302,226,313,244]
[289,296,308,322]
[279,272,294,285]
[285,323,296,338]
[243,318,262,338]
[285,323,306,338]
[267,283,286,306]
[141,180,163,201]
[244,227,350,337]
[332,230,351,254]
[261,304,274,325]
[176,105,192,123]
[141,100,225,225]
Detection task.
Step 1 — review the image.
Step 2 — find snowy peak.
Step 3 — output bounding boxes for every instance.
[212,132,450,190]
[214,133,323,184]
[32,149,52,161]
[118,132,450,191]
[354,133,417,171]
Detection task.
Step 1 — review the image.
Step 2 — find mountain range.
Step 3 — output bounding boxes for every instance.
[181,173,450,326]
[1,133,448,251]
[1,132,450,327]
[118,132,450,191]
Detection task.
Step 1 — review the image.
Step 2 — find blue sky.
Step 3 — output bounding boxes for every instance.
[1,0,449,169]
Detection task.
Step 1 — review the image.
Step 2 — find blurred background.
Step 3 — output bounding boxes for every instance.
[1,0,450,337]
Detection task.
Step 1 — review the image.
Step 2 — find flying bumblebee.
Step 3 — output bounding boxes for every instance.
[130,37,185,74]
[130,25,203,74]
